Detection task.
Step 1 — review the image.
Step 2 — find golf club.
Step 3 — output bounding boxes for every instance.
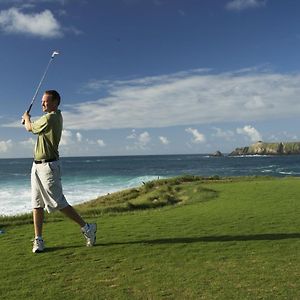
[22,51,59,124]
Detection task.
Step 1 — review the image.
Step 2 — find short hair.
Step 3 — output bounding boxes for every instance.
[45,90,61,106]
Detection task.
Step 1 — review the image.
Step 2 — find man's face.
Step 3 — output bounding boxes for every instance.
[41,94,56,113]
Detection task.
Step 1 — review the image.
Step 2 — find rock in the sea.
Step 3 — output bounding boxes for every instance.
[210,150,224,157]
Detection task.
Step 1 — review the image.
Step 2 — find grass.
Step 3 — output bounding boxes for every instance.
[0,175,299,299]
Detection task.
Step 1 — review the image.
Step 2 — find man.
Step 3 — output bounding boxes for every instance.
[22,90,97,253]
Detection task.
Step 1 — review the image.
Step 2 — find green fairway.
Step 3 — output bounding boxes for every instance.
[0,176,299,299]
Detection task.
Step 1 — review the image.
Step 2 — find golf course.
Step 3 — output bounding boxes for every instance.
[0,175,299,299]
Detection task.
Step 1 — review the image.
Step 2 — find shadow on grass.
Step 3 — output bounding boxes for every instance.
[43,245,83,252]
[98,233,300,246]
[38,233,300,252]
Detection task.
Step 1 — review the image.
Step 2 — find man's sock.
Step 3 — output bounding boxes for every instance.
[81,223,89,232]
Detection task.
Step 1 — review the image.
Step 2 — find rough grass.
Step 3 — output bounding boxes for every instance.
[0,175,219,225]
[0,175,299,299]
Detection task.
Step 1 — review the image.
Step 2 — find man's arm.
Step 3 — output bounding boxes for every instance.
[22,111,32,132]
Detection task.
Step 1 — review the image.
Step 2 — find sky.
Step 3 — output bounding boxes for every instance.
[1,0,300,158]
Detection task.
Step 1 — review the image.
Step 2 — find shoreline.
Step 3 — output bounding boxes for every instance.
[2,154,300,217]
[0,175,293,220]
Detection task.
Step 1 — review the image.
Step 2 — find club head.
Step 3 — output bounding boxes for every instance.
[51,51,60,58]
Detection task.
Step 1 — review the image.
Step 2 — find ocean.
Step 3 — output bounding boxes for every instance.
[1,154,300,216]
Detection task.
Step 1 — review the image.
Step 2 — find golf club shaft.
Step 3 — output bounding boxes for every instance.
[22,51,59,124]
[29,57,53,112]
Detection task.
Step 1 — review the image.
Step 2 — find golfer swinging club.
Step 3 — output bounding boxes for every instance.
[22,90,97,253]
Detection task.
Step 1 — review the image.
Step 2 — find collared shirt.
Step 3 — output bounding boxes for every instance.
[31,110,63,160]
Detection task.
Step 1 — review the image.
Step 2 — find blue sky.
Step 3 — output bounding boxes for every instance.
[1,0,300,158]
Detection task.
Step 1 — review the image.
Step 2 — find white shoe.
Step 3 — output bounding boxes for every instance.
[82,223,97,247]
[32,238,45,253]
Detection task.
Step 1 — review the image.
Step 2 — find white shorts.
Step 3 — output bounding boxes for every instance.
[31,161,69,213]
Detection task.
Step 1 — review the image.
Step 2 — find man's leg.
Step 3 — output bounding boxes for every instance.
[60,205,86,227]
[33,208,44,238]
[32,208,45,253]
[60,205,97,247]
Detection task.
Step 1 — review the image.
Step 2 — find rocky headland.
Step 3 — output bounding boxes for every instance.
[229,141,300,156]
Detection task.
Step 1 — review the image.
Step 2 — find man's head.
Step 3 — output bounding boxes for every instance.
[42,90,61,113]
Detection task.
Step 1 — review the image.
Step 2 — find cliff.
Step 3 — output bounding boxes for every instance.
[229,141,300,156]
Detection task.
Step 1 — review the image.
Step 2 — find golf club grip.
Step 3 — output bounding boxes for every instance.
[21,104,33,125]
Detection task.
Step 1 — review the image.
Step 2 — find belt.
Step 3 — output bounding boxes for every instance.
[34,158,58,164]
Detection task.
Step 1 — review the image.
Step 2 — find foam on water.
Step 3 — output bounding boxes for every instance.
[0,186,32,216]
[0,175,161,216]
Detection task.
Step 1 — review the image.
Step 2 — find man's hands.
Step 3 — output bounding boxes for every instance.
[22,111,32,131]
[22,111,30,122]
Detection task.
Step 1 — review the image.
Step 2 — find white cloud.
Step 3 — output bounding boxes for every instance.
[159,136,169,145]
[244,95,270,110]
[212,127,235,141]
[60,129,73,146]
[226,0,266,11]
[97,139,106,147]
[61,68,300,131]
[126,129,137,139]
[0,7,62,38]
[138,131,151,147]
[19,137,35,148]
[0,139,12,153]
[282,131,298,140]
[76,132,82,142]
[64,25,82,35]
[0,0,68,4]
[126,131,151,150]
[237,125,262,142]
[268,131,298,142]
[58,129,107,155]
[185,128,206,143]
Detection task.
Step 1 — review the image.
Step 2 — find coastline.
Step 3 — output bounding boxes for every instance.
[2,154,300,216]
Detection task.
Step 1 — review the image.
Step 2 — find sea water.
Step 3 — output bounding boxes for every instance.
[1,154,300,216]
